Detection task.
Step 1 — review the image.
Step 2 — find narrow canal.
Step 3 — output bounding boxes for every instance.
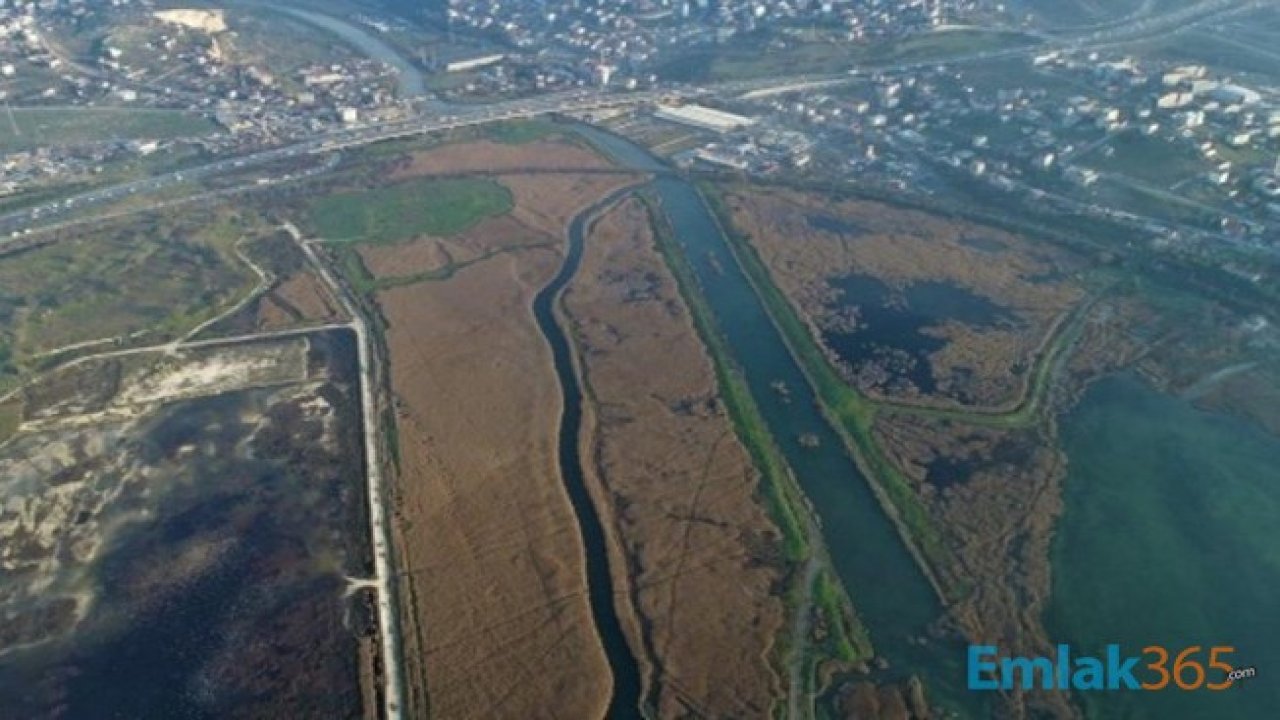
[575,125,976,713]
[535,188,645,719]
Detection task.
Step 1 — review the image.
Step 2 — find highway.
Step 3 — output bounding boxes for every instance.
[5,0,1260,241]
[0,87,697,240]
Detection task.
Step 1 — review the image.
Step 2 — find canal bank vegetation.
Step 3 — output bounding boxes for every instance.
[643,193,873,716]
[696,185,957,602]
[812,572,872,665]
[647,194,809,563]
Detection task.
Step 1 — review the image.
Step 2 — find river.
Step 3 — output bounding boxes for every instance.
[573,126,977,715]
[266,5,428,98]
[537,187,646,719]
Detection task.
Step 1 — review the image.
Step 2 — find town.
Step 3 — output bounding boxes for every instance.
[1,0,1277,258]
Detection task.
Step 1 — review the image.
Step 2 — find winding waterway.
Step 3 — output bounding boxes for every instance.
[573,126,978,714]
[535,188,645,719]
[264,4,428,98]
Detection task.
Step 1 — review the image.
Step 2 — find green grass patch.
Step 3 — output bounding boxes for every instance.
[814,569,873,663]
[0,107,216,153]
[1077,130,1207,186]
[307,177,513,244]
[0,207,259,379]
[659,29,1037,82]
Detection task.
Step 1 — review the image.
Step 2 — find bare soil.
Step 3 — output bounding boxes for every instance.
[564,198,789,717]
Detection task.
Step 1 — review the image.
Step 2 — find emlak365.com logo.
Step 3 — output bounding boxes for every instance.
[968,645,1256,692]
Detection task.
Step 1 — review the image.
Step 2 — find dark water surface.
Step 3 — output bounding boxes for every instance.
[535,188,645,718]
[822,274,1014,394]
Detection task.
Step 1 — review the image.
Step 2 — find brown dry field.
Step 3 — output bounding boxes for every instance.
[390,139,613,179]
[563,198,788,717]
[721,186,1087,409]
[255,268,346,331]
[357,215,545,278]
[381,242,612,719]
[371,141,645,719]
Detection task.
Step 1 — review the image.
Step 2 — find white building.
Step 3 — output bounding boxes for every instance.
[654,104,756,134]
[1157,92,1193,110]
[445,53,505,73]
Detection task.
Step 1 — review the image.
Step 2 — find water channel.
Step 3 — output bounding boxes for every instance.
[573,125,975,714]
[538,187,646,719]
[264,4,428,98]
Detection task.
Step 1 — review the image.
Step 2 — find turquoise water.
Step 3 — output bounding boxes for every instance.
[1049,375,1280,719]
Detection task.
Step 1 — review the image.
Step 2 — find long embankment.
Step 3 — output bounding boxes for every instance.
[288,223,405,720]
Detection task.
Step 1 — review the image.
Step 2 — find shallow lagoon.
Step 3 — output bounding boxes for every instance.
[1049,374,1280,718]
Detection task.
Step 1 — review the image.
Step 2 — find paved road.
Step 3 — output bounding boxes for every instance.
[0,87,696,240]
[6,0,1259,241]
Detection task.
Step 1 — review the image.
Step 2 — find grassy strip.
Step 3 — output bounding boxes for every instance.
[381,403,401,473]
[334,245,378,296]
[0,400,20,446]
[698,187,956,600]
[484,119,562,145]
[335,242,555,296]
[886,293,1100,429]
[814,569,873,663]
